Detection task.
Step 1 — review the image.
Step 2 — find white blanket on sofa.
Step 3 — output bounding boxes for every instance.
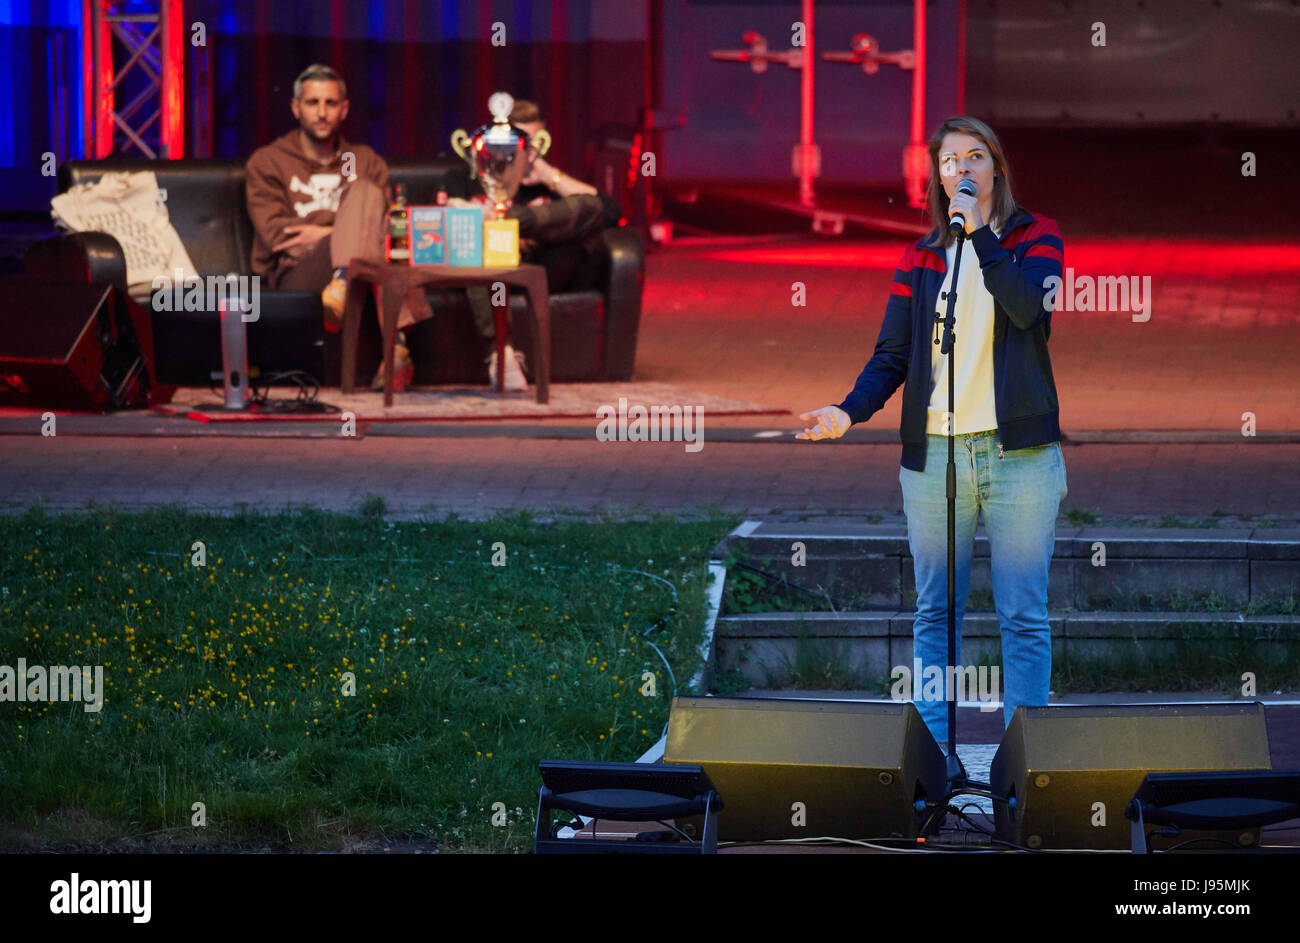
[51,170,199,300]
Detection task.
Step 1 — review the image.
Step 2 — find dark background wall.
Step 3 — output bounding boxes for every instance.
[965,0,1299,126]
[662,0,961,183]
[1,0,1297,210]
[0,0,648,211]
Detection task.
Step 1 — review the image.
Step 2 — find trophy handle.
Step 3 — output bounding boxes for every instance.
[450,129,475,174]
[531,128,551,157]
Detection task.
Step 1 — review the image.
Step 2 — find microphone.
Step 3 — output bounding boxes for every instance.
[948,178,977,237]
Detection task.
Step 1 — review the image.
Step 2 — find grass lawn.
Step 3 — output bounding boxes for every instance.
[0,505,739,853]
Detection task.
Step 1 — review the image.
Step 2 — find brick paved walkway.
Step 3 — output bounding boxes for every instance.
[3,435,1297,525]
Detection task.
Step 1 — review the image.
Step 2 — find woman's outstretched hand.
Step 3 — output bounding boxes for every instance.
[796,405,851,441]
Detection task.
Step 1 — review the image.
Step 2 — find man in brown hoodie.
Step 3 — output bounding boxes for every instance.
[246,64,415,390]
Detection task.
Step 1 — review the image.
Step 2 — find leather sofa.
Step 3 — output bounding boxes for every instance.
[24,156,645,385]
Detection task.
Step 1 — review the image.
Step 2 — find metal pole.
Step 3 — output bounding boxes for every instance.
[911,0,926,149]
[160,0,183,157]
[798,0,816,207]
[902,0,928,208]
[90,0,109,157]
[956,0,966,114]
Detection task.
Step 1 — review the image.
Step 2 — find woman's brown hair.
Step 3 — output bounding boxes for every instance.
[924,115,1017,248]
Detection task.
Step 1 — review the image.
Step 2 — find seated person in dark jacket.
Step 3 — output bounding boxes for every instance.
[508,98,622,290]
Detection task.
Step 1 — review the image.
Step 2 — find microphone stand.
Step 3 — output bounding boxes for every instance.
[911,208,1009,842]
[933,222,968,793]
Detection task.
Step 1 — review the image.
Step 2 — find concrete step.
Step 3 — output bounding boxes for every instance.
[712,610,1300,690]
[713,521,1300,611]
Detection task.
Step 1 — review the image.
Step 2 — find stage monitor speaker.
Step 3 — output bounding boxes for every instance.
[991,703,1272,850]
[0,276,156,410]
[664,696,946,843]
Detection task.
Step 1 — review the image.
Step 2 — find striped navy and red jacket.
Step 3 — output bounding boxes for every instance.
[835,206,1065,472]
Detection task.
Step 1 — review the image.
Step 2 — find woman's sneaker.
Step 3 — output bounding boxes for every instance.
[486,344,528,392]
[372,329,414,393]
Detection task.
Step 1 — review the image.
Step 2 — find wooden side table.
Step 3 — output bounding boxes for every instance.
[339,257,551,406]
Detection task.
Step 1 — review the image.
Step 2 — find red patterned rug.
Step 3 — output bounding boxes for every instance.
[155,382,787,422]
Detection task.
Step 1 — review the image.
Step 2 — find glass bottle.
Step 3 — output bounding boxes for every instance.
[386,183,410,263]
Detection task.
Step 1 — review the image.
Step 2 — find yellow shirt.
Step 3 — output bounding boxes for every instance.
[926,221,1004,436]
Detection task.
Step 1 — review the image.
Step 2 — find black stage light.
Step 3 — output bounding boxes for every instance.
[1126,769,1300,854]
[535,760,723,854]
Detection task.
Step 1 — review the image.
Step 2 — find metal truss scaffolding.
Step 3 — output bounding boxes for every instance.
[83,0,184,158]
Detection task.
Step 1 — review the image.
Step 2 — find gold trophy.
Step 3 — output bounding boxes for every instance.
[450,91,551,220]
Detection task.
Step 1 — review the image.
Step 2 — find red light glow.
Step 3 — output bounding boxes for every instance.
[691,239,1300,276]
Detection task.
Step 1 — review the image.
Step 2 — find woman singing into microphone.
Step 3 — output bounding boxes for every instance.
[797,115,1067,748]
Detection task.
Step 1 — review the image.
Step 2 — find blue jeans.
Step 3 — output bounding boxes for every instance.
[898,431,1068,746]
